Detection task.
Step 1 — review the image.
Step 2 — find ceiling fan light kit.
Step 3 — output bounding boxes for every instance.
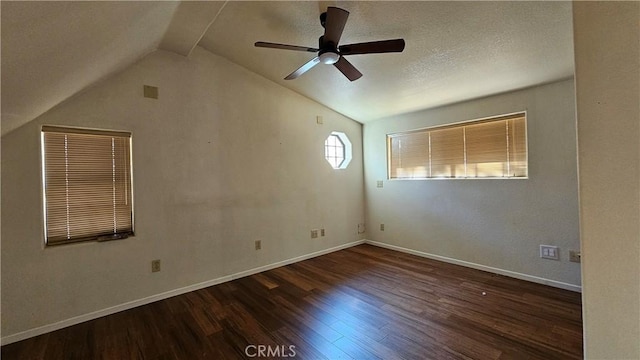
[255,7,406,81]
[319,51,340,65]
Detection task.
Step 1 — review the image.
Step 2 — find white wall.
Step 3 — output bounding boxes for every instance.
[364,79,581,288]
[573,2,640,358]
[0,47,364,339]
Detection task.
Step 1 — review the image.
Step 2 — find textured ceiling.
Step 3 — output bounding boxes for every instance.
[199,1,575,123]
[1,1,574,136]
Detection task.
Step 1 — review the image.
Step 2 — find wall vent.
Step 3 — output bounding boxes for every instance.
[143,85,158,99]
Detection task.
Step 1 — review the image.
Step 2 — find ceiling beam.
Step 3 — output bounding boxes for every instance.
[159,1,227,57]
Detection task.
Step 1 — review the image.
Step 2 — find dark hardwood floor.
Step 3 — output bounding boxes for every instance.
[2,244,583,359]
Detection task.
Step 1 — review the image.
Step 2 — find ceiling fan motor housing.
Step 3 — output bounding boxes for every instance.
[318,35,340,64]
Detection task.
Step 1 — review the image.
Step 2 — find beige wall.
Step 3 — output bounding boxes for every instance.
[573,2,640,358]
[1,47,364,339]
[3,4,639,355]
[363,79,581,289]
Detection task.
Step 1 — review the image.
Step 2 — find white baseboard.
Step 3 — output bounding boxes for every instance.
[364,240,582,293]
[1,240,365,346]
[2,238,580,345]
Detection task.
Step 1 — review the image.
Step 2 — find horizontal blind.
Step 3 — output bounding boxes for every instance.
[388,131,430,178]
[430,127,465,178]
[465,120,508,177]
[43,127,133,245]
[387,113,527,179]
[508,116,527,177]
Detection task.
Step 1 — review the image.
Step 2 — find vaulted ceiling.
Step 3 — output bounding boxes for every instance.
[1,1,574,136]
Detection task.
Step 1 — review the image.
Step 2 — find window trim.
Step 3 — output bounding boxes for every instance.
[387,111,528,180]
[41,125,135,246]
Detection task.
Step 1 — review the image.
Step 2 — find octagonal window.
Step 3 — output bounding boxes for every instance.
[324,131,352,169]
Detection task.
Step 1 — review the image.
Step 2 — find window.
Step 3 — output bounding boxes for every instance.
[325,134,344,168]
[388,112,527,179]
[324,131,352,169]
[41,126,134,245]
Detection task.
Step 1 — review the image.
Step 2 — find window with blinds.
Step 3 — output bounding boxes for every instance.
[388,113,527,179]
[42,126,134,245]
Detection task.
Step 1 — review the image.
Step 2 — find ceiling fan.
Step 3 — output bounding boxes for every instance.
[255,6,405,81]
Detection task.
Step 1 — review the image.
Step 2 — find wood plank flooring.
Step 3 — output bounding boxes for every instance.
[1,244,583,359]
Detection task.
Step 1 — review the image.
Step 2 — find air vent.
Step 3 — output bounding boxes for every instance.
[143,85,158,99]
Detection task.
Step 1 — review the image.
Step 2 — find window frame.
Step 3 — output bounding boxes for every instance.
[324,131,352,170]
[41,125,135,246]
[387,111,528,180]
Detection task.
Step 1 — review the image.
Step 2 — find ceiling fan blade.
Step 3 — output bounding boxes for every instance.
[323,7,349,46]
[339,39,405,56]
[333,56,362,81]
[285,56,321,80]
[255,41,318,52]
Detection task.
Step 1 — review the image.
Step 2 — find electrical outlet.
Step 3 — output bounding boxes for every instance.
[380,224,385,231]
[316,115,323,124]
[377,180,384,188]
[540,245,559,260]
[255,240,262,250]
[357,223,365,234]
[151,259,161,272]
[320,229,325,237]
[311,229,319,238]
[569,250,581,263]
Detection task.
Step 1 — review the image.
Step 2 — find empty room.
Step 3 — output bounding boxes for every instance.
[1,1,638,359]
